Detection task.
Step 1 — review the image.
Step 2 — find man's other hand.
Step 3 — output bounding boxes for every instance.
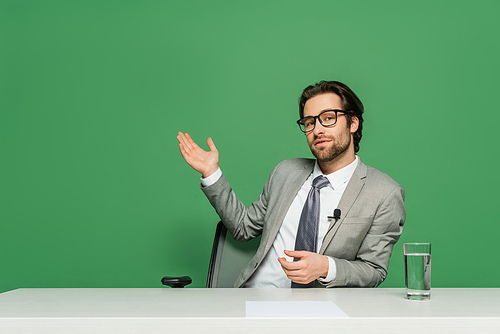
[177,132,219,178]
[278,250,329,285]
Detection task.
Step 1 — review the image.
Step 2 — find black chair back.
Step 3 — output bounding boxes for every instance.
[206,221,260,288]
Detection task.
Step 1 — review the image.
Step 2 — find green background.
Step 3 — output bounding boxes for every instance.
[1,0,499,293]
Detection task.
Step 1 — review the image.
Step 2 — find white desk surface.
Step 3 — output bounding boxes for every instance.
[1,288,499,333]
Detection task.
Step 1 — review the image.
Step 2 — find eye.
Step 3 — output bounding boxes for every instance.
[304,118,314,127]
[321,112,337,124]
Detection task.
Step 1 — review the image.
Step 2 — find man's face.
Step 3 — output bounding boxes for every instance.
[303,93,358,163]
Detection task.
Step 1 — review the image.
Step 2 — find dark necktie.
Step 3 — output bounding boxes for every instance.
[291,175,330,288]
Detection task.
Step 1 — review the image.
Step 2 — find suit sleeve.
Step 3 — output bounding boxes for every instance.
[322,185,406,288]
[200,161,283,242]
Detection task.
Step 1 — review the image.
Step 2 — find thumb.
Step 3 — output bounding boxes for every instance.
[284,250,305,258]
[207,137,218,152]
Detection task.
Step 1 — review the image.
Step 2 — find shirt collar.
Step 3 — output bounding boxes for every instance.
[311,155,359,190]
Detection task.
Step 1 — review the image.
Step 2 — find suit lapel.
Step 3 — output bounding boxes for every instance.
[319,159,367,254]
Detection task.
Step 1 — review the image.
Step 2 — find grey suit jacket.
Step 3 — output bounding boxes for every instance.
[201,158,406,288]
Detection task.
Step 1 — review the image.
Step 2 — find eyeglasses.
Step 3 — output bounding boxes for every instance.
[296,109,351,133]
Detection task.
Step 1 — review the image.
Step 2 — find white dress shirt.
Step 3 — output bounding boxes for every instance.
[201,156,359,288]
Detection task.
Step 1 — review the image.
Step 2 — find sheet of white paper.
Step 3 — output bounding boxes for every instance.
[246,301,349,318]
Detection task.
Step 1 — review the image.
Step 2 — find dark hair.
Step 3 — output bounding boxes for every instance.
[299,81,364,153]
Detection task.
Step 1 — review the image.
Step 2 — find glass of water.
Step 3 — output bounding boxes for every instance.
[404,243,431,300]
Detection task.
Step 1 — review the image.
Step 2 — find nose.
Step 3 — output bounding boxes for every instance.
[312,117,325,136]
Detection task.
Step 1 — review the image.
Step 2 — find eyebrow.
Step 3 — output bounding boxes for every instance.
[304,109,339,117]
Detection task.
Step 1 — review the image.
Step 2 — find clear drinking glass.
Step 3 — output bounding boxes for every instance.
[404,243,431,300]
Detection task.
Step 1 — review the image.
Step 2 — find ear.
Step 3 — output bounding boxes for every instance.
[350,116,359,134]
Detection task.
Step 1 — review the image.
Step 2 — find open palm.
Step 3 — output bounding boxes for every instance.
[177,132,219,178]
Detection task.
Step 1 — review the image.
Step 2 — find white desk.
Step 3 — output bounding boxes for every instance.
[0,288,499,333]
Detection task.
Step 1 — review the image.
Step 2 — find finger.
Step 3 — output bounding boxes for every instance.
[290,277,312,284]
[185,133,199,148]
[178,134,198,160]
[278,257,289,267]
[207,137,218,153]
[278,257,292,270]
[179,140,194,159]
[178,142,190,158]
[285,273,306,281]
[176,132,185,145]
[283,270,311,284]
[278,257,301,271]
[177,132,189,142]
[177,132,192,151]
[178,132,195,152]
[183,133,198,151]
[284,250,306,259]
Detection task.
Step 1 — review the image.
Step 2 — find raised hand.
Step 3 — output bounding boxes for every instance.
[177,132,219,178]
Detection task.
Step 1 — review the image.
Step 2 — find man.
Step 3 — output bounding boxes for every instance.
[177,80,405,288]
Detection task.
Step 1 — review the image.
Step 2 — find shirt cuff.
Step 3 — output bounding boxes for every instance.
[318,256,337,283]
[200,168,222,187]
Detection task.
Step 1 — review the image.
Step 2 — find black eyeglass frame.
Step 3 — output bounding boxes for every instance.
[296,109,353,133]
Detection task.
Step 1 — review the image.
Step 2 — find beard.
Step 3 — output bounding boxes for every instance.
[309,133,351,163]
